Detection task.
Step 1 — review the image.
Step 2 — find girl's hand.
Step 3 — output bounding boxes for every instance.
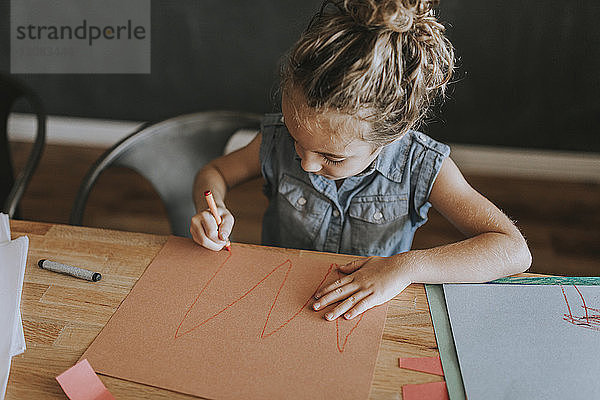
[190,205,234,251]
[312,256,411,320]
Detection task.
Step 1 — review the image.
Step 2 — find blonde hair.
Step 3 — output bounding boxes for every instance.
[281,0,455,145]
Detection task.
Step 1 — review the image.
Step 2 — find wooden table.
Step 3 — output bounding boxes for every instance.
[6,220,442,399]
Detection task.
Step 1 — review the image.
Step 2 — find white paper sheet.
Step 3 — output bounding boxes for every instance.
[0,214,25,357]
[0,214,28,400]
[0,215,9,241]
[0,236,29,400]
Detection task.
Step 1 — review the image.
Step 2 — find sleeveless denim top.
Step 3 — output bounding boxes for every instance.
[259,113,450,257]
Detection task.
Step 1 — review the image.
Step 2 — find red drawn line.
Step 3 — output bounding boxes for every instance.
[174,252,365,351]
[260,260,294,338]
[573,285,589,323]
[174,250,233,339]
[175,256,296,339]
[561,285,600,332]
[333,270,364,353]
[561,285,573,322]
[336,313,364,352]
[261,263,335,339]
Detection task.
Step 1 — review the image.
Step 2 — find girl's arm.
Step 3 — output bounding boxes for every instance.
[409,157,532,281]
[312,157,532,320]
[190,133,262,250]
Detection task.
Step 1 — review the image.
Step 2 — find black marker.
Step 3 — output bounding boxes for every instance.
[38,259,102,282]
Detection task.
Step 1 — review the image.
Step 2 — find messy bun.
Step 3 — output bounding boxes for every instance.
[282,0,454,145]
[344,0,420,33]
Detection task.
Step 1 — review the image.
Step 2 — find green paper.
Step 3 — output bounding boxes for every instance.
[424,284,465,400]
[489,276,600,285]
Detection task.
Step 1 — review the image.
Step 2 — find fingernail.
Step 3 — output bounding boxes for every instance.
[313,303,320,310]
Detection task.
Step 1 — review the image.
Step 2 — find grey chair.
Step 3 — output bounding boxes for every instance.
[69,111,262,237]
[1,73,46,218]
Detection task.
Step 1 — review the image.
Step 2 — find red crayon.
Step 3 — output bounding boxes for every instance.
[204,190,231,252]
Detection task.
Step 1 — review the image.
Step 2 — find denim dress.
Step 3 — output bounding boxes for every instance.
[259,113,450,257]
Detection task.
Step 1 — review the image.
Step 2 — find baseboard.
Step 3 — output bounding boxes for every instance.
[8,112,600,183]
[449,144,600,183]
[8,112,144,148]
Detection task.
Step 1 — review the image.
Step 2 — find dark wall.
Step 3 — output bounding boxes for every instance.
[430,1,600,152]
[0,0,322,120]
[1,1,598,152]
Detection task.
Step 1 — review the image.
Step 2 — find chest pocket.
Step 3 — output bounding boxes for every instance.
[276,174,330,249]
[347,195,409,256]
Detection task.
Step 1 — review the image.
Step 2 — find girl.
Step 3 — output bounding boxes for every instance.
[190,0,531,321]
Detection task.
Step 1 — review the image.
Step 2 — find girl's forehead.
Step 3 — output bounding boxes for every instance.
[282,88,374,155]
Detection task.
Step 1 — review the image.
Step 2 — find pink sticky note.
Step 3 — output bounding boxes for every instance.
[402,381,449,400]
[56,359,115,400]
[398,356,444,376]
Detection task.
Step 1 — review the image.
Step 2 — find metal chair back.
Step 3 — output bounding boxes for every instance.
[70,111,261,237]
[0,73,46,218]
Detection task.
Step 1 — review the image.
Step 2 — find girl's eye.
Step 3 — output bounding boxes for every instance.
[323,157,345,166]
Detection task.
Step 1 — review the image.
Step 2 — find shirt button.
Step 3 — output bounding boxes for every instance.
[332,210,340,217]
[297,197,307,206]
[373,211,383,220]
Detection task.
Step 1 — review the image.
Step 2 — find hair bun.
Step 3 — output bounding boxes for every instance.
[342,0,437,33]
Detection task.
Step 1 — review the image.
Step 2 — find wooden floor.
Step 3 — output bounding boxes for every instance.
[9,140,600,277]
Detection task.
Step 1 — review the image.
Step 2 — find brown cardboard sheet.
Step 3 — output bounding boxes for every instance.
[82,236,388,399]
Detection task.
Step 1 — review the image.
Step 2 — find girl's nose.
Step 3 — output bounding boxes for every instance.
[300,155,322,173]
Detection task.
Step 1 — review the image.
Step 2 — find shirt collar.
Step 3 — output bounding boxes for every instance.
[371,134,411,183]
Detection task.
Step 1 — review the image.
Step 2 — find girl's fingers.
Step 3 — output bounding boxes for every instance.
[190,207,234,251]
[190,217,222,251]
[218,211,235,241]
[200,210,222,243]
[190,213,210,245]
[313,282,360,310]
[324,291,371,321]
[198,212,226,251]
[342,295,377,320]
[314,274,354,300]
[197,228,225,251]
[189,216,204,245]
